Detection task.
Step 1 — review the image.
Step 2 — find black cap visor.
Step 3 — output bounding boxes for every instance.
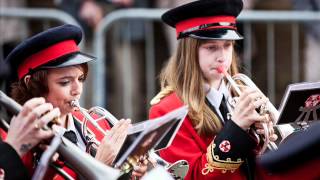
[187,29,243,40]
[40,52,95,69]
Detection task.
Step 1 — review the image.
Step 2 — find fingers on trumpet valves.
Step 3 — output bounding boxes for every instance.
[33,107,61,131]
[41,108,61,129]
[254,123,266,135]
[21,97,46,117]
[254,114,271,129]
[267,120,274,133]
[132,155,149,179]
[238,88,256,101]
[228,96,238,108]
[240,90,266,109]
[255,126,278,141]
[259,103,268,116]
[132,155,148,168]
[25,103,51,124]
[267,120,278,141]
[254,118,278,141]
[251,95,268,113]
[29,103,52,130]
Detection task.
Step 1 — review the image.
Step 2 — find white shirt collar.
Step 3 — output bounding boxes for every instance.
[206,81,230,122]
[66,113,76,131]
[206,80,229,109]
[66,113,86,151]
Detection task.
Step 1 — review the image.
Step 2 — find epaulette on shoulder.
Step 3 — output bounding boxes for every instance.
[150,86,174,105]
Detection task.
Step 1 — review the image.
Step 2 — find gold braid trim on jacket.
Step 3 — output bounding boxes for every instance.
[202,142,243,175]
[150,86,174,105]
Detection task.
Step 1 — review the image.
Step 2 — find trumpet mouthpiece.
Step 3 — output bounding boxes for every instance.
[217,66,242,95]
[217,66,225,74]
[70,100,79,107]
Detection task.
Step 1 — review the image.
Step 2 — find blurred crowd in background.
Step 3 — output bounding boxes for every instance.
[1,0,320,122]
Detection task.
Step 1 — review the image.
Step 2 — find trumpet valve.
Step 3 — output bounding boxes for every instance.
[52,117,61,125]
[43,117,61,131]
[120,156,139,173]
[127,156,139,167]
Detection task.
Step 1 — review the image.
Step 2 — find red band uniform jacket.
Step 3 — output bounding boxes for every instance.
[149,92,257,180]
[149,92,320,180]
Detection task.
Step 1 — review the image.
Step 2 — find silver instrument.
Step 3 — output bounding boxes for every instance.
[224,73,320,154]
[71,100,189,179]
[0,91,120,180]
[222,72,279,154]
[148,150,189,179]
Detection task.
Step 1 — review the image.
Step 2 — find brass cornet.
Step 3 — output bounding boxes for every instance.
[217,67,279,154]
[0,91,120,180]
[71,100,189,179]
[229,73,279,152]
[222,72,320,154]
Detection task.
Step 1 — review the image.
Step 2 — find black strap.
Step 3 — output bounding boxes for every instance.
[73,118,88,145]
[219,96,230,122]
[63,131,78,144]
[206,97,256,179]
[205,98,224,124]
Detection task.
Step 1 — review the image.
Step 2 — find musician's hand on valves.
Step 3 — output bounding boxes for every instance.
[131,155,149,179]
[255,120,278,142]
[5,97,60,157]
[231,88,269,130]
[95,119,131,165]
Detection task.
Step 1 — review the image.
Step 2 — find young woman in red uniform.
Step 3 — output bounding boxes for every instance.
[149,0,277,179]
[5,24,147,179]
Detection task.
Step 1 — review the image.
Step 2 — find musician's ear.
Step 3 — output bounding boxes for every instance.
[24,75,31,86]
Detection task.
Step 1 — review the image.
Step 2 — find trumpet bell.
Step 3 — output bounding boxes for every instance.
[230,73,280,122]
[71,100,190,179]
[224,73,280,153]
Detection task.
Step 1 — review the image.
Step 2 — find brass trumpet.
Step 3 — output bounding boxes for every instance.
[0,91,120,180]
[71,100,189,179]
[217,67,279,154]
[221,73,320,154]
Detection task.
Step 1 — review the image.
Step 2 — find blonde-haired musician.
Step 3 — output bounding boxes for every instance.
[149,0,278,179]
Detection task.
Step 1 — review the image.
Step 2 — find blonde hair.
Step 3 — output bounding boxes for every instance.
[156,38,239,136]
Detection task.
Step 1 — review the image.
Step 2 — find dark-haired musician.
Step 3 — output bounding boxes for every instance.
[4,24,147,179]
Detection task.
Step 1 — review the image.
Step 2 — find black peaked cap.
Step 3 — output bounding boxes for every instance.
[5,24,86,79]
[162,0,243,28]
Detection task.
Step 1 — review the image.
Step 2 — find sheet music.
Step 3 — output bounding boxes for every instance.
[277,81,320,124]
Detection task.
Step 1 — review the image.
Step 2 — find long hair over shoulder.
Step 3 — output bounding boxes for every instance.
[159,38,239,136]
